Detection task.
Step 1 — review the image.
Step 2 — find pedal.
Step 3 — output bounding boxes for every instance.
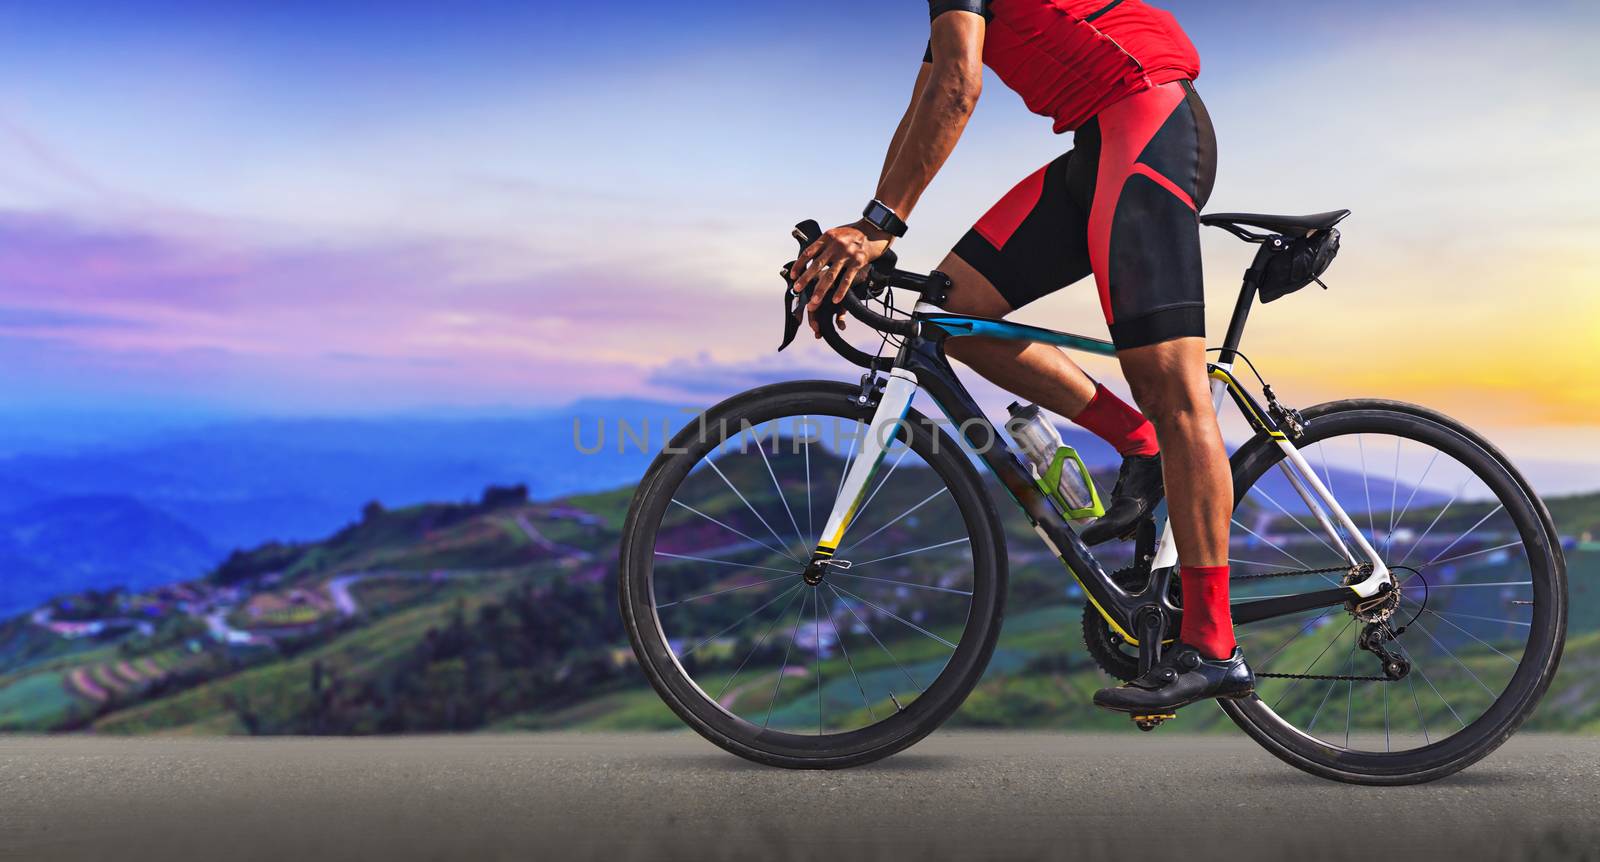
[1131,713,1176,732]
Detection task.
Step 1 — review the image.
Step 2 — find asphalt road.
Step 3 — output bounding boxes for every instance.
[3,732,1597,862]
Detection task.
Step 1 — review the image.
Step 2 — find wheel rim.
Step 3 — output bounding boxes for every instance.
[1227,410,1559,765]
[638,405,988,742]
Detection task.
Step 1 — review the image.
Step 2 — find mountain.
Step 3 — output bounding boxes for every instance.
[0,399,688,604]
[0,495,221,617]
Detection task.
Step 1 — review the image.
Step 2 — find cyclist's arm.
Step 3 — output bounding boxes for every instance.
[793,11,982,322]
[877,61,933,188]
[873,10,984,221]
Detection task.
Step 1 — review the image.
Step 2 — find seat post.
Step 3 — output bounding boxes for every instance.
[1217,247,1272,366]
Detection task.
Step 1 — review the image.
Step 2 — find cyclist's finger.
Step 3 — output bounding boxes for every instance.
[804,253,841,308]
[832,260,864,304]
[793,238,823,274]
[799,242,843,302]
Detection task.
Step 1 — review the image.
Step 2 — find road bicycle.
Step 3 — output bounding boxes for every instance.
[618,211,1566,784]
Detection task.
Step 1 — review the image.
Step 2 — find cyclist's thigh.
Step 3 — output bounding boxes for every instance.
[1086,80,1218,351]
[949,151,1093,313]
[934,252,1012,317]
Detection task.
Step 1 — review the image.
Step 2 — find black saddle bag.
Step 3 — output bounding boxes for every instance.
[1256,229,1340,303]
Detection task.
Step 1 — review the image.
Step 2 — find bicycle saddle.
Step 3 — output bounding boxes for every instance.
[1200,210,1350,235]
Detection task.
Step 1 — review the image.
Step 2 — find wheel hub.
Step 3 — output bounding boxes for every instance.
[1343,564,1401,624]
[802,556,851,586]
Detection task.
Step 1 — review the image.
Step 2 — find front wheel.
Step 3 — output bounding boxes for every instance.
[619,381,1008,768]
[1222,399,1566,785]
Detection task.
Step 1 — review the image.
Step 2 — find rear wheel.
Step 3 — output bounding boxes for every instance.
[1222,399,1565,785]
[619,381,1007,768]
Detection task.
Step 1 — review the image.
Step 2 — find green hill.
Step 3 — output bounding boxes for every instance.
[1,474,1596,737]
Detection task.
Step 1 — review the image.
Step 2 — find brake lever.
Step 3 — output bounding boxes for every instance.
[778,262,805,352]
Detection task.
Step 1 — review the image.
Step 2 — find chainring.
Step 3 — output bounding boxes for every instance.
[1081,566,1180,682]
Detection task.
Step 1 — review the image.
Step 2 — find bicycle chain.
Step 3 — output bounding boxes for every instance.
[1233,563,1366,582]
[1233,563,1396,682]
[1255,672,1393,681]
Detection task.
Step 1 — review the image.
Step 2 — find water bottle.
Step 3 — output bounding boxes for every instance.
[1005,402,1104,521]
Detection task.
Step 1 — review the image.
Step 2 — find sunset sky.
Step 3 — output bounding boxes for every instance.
[0,1,1595,486]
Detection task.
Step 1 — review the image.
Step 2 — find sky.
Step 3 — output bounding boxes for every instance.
[0,1,1597,485]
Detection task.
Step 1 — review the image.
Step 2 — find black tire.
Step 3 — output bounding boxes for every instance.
[619,380,1008,769]
[1220,399,1566,785]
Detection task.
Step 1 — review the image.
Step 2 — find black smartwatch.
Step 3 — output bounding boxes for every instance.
[861,199,908,238]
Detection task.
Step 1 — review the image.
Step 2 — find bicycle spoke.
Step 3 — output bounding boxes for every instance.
[1307,638,1357,733]
[1402,577,1530,590]
[829,571,973,596]
[1384,673,1391,752]
[1272,617,1355,710]
[837,488,949,555]
[753,421,806,547]
[1247,483,1343,561]
[1419,504,1505,570]
[832,584,959,650]
[1256,608,1337,668]
[1359,434,1376,543]
[707,459,800,562]
[1407,657,1430,744]
[1386,449,1441,557]
[851,537,970,568]
[1396,474,1472,567]
[1413,607,1532,629]
[684,583,802,658]
[1228,557,1301,571]
[1419,608,1522,666]
[815,588,823,735]
[1230,517,1328,581]
[1409,618,1498,698]
[823,591,876,722]
[654,551,795,575]
[670,499,797,563]
[1346,665,1355,748]
[656,574,794,609]
[1417,542,1524,571]
[803,417,814,541]
[1388,437,1401,545]
[829,583,921,692]
[1396,638,1466,730]
[764,589,812,728]
[715,585,806,701]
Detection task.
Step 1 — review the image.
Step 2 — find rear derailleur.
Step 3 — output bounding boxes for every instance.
[1357,622,1411,681]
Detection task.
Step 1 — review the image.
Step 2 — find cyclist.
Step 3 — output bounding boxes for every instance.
[789,0,1251,714]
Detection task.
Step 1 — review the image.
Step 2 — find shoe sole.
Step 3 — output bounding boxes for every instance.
[1092,687,1255,716]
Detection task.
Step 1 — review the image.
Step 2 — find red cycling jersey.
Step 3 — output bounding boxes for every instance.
[927,0,1201,133]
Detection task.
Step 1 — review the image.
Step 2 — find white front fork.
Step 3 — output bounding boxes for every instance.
[815,368,919,555]
[1148,366,1391,597]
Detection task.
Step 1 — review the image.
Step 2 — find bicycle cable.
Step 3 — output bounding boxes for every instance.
[1204,346,1270,389]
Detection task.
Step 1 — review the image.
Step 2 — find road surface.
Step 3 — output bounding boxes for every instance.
[2,732,1596,861]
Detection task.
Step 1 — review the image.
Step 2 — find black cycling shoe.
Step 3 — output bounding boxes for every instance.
[1092,645,1254,715]
[1078,453,1163,546]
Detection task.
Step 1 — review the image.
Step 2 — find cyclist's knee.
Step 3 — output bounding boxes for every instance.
[937,252,1012,318]
[1119,337,1211,422]
[938,252,1014,362]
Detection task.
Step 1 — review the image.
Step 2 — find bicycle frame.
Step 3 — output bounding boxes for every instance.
[810,290,1393,646]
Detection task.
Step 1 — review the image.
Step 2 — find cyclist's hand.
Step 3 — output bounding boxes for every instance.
[792,220,891,339]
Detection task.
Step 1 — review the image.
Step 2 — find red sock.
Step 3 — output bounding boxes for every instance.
[1179,565,1235,660]
[1071,383,1158,456]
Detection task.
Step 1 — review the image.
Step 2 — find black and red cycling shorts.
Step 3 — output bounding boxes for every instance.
[952,79,1217,350]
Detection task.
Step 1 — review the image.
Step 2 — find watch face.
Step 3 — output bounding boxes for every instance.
[863,201,905,235]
